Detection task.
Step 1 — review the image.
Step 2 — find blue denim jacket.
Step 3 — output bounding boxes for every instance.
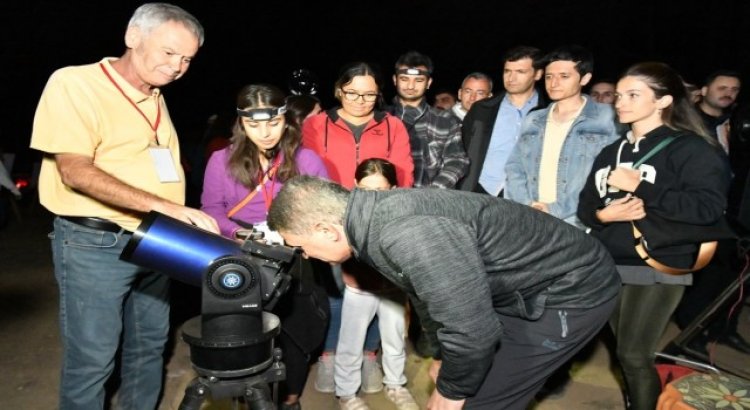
[505,98,619,229]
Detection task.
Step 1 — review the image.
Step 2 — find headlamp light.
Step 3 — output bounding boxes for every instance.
[396,67,431,77]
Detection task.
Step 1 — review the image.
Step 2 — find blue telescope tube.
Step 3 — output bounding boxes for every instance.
[120,211,242,287]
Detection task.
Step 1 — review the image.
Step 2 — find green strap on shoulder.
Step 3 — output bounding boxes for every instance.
[633,136,676,168]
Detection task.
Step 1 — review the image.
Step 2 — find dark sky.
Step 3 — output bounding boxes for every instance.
[2,0,748,169]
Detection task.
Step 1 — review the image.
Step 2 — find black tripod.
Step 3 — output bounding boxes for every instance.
[179,349,284,410]
[178,312,286,410]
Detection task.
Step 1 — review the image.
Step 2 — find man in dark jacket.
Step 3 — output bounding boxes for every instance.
[696,69,741,145]
[457,45,548,195]
[269,176,620,410]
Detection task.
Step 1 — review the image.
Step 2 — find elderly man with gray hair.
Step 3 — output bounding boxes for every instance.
[30,3,215,408]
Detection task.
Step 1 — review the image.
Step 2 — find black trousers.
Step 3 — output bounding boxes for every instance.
[276,331,309,397]
[465,296,618,410]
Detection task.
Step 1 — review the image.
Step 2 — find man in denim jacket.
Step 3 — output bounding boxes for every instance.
[505,45,619,229]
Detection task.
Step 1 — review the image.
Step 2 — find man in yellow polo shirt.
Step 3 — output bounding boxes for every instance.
[29,4,218,409]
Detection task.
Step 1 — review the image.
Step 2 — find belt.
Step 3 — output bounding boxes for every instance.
[60,216,131,234]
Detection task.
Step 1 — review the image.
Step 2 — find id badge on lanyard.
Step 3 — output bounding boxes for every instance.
[149,147,180,182]
[100,63,179,182]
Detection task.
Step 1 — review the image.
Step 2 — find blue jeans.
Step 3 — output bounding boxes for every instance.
[51,217,170,410]
[325,293,380,352]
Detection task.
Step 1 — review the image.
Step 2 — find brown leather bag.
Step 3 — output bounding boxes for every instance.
[632,222,717,275]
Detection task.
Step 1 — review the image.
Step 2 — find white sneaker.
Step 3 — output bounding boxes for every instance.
[385,386,420,410]
[339,395,371,410]
[314,354,335,393]
[360,353,384,393]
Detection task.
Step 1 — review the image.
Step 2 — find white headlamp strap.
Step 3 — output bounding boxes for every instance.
[237,105,287,121]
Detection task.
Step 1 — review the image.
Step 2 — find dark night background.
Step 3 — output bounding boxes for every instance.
[1,0,749,175]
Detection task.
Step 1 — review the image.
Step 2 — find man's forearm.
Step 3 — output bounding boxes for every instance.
[55,153,172,214]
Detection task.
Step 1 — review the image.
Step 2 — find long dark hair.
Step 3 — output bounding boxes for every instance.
[228,84,301,189]
[620,62,714,144]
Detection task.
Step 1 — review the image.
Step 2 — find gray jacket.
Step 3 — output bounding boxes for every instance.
[344,188,620,400]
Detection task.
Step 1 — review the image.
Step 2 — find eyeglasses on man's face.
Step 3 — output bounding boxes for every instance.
[341,89,379,102]
[461,89,489,98]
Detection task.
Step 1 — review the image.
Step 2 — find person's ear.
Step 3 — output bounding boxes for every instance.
[534,69,543,81]
[656,95,674,109]
[124,26,141,49]
[314,222,340,241]
[580,72,593,87]
[427,77,433,90]
[701,86,709,97]
[393,74,398,87]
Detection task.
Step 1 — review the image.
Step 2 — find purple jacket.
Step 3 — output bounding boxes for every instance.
[201,147,329,237]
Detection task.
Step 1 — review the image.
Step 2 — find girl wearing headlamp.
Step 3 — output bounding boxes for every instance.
[201,83,330,410]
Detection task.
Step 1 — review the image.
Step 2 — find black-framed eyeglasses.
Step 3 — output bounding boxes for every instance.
[341,89,379,102]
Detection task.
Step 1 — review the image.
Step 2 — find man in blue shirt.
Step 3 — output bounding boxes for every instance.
[457,45,547,195]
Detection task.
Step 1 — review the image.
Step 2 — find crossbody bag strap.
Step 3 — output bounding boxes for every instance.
[226,190,260,219]
[629,134,717,274]
[632,136,676,168]
[226,163,279,218]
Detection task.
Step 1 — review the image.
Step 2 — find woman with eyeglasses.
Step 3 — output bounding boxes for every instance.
[301,62,414,410]
[302,61,414,189]
[200,83,330,410]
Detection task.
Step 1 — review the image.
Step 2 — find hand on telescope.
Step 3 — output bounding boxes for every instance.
[234,229,253,242]
[234,229,266,243]
[154,202,219,234]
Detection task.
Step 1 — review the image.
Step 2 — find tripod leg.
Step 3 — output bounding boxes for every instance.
[245,384,276,410]
[179,377,208,410]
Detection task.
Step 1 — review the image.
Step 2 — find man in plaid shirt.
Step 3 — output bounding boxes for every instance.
[389,50,469,188]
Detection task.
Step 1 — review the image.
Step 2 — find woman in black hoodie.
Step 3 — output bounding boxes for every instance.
[577,62,730,410]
